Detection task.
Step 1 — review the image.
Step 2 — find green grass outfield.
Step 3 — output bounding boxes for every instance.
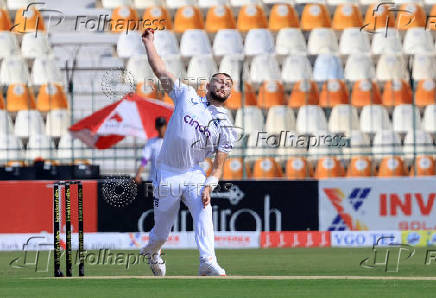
[1,248,436,297]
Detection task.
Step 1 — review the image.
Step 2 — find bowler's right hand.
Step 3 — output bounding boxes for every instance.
[142,28,155,44]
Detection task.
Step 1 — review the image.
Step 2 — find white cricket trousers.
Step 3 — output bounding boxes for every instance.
[145,163,216,262]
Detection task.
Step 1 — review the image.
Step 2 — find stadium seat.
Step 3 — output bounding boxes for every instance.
[205,5,236,33]
[360,105,392,134]
[166,0,196,10]
[186,55,218,83]
[339,28,371,55]
[344,54,375,82]
[351,79,382,107]
[275,28,307,56]
[346,156,374,177]
[236,4,267,32]
[102,0,133,9]
[313,53,344,82]
[0,31,19,57]
[281,55,312,87]
[286,157,312,179]
[376,54,409,82]
[378,156,407,177]
[110,6,139,33]
[136,81,161,99]
[199,0,230,9]
[252,157,283,178]
[126,55,156,83]
[6,84,36,112]
[319,79,349,107]
[14,109,45,137]
[396,3,426,30]
[257,80,285,109]
[300,3,331,30]
[0,134,24,165]
[332,4,363,30]
[249,54,281,87]
[245,131,275,162]
[116,30,147,58]
[134,0,162,9]
[409,156,436,176]
[415,79,436,107]
[223,157,251,179]
[26,134,56,161]
[13,6,45,33]
[36,83,69,112]
[403,28,434,54]
[381,80,412,107]
[0,8,11,31]
[363,4,395,32]
[0,55,29,85]
[31,56,63,85]
[224,82,257,110]
[180,29,212,57]
[343,130,371,159]
[0,110,14,135]
[174,5,205,33]
[412,54,436,81]
[288,80,319,108]
[199,157,213,176]
[423,104,436,133]
[265,105,296,133]
[268,3,299,31]
[372,130,402,161]
[219,55,248,83]
[21,32,51,58]
[403,130,434,163]
[234,106,264,135]
[392,104,421,134]
[314,157,345,179]
[142,6,173,30]
[213,29,243,57]
[244,29,274,56]
[0,93,4,110]
[371,28,403,55]
[296,105,328,134]
[328,104,360,133]
[163,55,187,79]
[45,109,70,137]
[307,28,339,55]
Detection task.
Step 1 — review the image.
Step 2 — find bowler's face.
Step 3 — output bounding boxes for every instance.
[207,74,232,101]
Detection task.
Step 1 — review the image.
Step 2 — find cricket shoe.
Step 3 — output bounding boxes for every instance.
[198,259,226,276]
[140,247,166,276]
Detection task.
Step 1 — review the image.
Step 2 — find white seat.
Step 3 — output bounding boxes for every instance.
[0,55,29,85]
[328,104,360,134]
[0,134,24,164]
[245,130,275,162]
[265,105,296,133]
[0,32,19,58]
[244,29,275,56]
[46,109,71,137]
[343,130,371,159]
[296,105,328,134]
[14,110,46,137]
[307,28,339,55]
[339,28,371,55]
[403,130,434,162]
[186,55,218,82]
[102,0,132,8]
[58,133,91,163]
[376,54,409,82]
[126,55,156,83]
[371,29,403,55]
[31,56,63,85]
[249,54,281,87]
[392,104,421,134]
[199,0,230,9]
[26,134,56,161]
[275,28,307,56]
[313,53,344,82]
[412,54,436,80]
[21,32,51,58]
[166,0,196,9]
[134,0,162,8]
[234,106,264,136]
[163,55,187,80]
[372,130,402,161]
[213,29,244,57]
[230,0,262,7]
[360,105,392,134]
[403,28,434,54]
[308,130,343,162]
[0,110,14,135]
[281,54,312,86]
[422,104,436,134]
[180,30,212,58]
[276,130,307,162]
[344,54,375,82]
[154,30,180,56]
[218,55,249,82]
[116,31,147,58]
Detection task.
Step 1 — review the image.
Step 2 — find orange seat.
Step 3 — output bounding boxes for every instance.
[136,82,162,99]
[268,4,299,31]
[162,93,175,106]
[300,4,331,30]
[332,4,363,30]
[142,6,173,30]
[396,3,426,30]
[382,80,412,107]
[428,5,436,30]
[174,5,204,33]
[319,79,349,107]
[202,158,213,176]
[36,83,68,112]
[409,155,436,176]
[415,79,436,107]
[363,4,395,32]
[288,80,319,108]
[286,157,312,179]
[346,156,373,177]
[253,157,283,179]
[225,82,257,110]
[6,84,36,112]
[351,80,382,107]
[223,157,252,179]
[0,9,12,31]
[0,92,5,109]
[314,157,345,179]
[378,156,407,177]
[237,4,268,32]
[111,6,139,32]
[13,7,45,33]
[257,80,285,109]
[205,5,236,33]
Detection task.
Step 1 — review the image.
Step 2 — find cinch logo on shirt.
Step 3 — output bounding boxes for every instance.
[183,115,211,137]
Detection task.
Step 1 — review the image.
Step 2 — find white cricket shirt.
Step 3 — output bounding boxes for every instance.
[141,137,163,179]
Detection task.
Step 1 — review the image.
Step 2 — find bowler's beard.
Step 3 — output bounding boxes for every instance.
[209,90,229,103]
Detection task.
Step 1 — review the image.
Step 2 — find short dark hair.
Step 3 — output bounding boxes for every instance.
[211,73,233,85]
[155,117,167,128]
